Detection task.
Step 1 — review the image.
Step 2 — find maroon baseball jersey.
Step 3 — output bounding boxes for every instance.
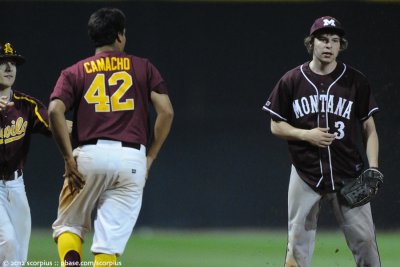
[50,51,168,146]
[263,62,379,192]
[0,90,50,174]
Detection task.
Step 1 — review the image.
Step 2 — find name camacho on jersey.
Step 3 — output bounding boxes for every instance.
[0,91,51,173]
[83,57,130,73]
[263,62,379,192]
[50,51,168,146]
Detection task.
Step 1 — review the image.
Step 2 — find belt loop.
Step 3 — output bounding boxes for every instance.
[0,169,22,182]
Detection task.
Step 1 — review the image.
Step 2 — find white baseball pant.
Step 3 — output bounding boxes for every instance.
[52,139,147,256]
[0,175,31,267]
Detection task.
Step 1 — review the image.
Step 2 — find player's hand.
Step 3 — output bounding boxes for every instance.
[0,95,14,111]
[64,157,85,194]
[306,127,336,148]
[146,156,155,181]
[66,120,73,134]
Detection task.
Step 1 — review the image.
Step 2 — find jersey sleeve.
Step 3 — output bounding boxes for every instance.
[147,61,168,94]
[355,74,379,121]
[50,68,77,111]
[31,98,51,135]
[262,74,292,122]
[13,92,51,135]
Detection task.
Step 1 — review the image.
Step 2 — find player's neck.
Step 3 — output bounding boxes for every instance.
[0,88,12,99]
[95,45,122,55]
[309,60,337,75]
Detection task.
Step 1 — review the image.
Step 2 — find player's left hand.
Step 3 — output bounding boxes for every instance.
[340,168,384,208]
[64,157,85,194]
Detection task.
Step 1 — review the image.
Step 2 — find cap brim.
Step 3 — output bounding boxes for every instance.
[312,28,345,37]
[0,55,26,65]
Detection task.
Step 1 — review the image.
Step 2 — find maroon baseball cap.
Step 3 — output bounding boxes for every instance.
[309,16,345,36]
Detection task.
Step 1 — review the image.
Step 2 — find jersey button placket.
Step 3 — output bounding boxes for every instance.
[319,81,330,183]
[319,83,326,122]
[320,82,325,93]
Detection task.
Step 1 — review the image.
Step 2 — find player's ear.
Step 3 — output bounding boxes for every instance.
[116,34,122,43]
[116,29,125,43]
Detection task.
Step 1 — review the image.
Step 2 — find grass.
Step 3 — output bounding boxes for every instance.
[28,229,399,267]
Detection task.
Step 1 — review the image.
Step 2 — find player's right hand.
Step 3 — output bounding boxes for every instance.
[0,95,14,111]
[306,127,336,148]
[64,157,85,194]
[66,120,73,134]
[146,156,155,181]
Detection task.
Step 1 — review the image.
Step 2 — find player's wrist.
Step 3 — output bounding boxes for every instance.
[147,154,156,160]
[64,155,76,164]
[297,129,309,142]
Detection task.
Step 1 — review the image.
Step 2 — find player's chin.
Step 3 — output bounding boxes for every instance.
[320,58,333,64]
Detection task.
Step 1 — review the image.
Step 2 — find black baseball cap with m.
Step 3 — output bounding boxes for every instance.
[310,16,345,37]
[0,42,25,65]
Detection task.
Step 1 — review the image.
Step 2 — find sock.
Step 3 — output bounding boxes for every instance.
[94,253,117,267]
[57,232,82,267]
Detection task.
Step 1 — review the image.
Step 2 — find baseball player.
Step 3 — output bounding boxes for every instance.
[48,7,174,267]
[262,16,381,266]
[0,42,51,266]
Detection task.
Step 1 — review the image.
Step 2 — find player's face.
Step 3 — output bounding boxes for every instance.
[0,60,17,90]
[312,34,341,64]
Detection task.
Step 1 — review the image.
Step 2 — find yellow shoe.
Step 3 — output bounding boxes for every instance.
[94,253,117,267]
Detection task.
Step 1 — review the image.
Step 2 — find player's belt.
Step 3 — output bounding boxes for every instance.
[80,139,141,150]
[0,169,23,181]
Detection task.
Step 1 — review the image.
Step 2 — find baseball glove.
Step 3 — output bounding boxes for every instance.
[340,168,384,208]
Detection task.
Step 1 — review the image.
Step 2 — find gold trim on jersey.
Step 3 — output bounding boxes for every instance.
[13,94,49,128]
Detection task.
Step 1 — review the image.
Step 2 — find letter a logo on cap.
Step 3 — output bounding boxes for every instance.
[4,43,14,55]
[323,19,336,27]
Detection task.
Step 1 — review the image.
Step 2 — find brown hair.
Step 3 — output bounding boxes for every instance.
[304,34,348,55]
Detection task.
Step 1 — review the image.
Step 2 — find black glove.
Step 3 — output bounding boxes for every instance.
[340,168,384,208]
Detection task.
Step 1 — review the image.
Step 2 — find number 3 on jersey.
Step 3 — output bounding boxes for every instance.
[84,71,134,112]
[334,121,345,139]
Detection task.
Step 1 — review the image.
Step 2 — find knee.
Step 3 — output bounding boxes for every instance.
[0,237,19,256]
[343,224,376,244]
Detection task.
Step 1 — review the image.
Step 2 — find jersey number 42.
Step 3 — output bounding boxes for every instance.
[84,71,134,112]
